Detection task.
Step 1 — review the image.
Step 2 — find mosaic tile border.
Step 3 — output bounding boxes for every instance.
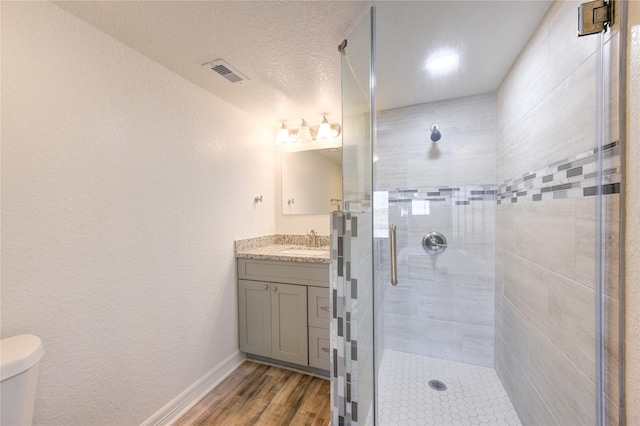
[377,143,621,207]
[496,142,621,204]
[383,185,497,205]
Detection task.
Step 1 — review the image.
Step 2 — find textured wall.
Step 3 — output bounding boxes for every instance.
[1,2,275,425]
[495,1,621,425]
[626,2,640,424]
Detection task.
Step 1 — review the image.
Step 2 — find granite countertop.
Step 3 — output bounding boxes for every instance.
[235,235,330,264]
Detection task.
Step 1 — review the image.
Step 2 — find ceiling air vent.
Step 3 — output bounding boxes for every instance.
[202,58,249,83]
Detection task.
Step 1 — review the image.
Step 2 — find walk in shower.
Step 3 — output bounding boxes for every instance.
[330,1,624,425]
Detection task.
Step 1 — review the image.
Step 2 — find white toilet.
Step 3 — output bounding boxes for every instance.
[0,334,44,426]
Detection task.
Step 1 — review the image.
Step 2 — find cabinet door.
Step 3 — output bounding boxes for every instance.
[238,280,271,357]
[271,283,308,365]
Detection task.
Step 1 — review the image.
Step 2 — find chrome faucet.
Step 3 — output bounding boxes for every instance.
[307,229,318,247]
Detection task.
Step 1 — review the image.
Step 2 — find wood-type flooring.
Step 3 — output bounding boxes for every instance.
[174,361,330,426]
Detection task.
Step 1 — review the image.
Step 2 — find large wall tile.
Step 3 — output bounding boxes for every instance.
[546,271,596,379]
[454,277,494,327]
[495,333,559,426]
[503,252,550,331]
[495,203,515,252]
[495,248,505,295]
[546,0,599,88]
[528,328,596,426]
[575,195,620,298]
[495,296,530,367]
[460,323,494,367]
[604,295,620,404]
[526,55,597,171]
[513,198,576,279]
[376,93,496,189]
[498,21,551,131]
[496,117,531,182]
[450,202,496,246]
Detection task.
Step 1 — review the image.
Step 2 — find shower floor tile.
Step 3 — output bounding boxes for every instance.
[372,349,521,426]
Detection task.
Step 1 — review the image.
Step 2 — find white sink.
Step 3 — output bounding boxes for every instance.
[277,248,329,256]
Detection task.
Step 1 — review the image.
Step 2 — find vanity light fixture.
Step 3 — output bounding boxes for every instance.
[276,116,341,144]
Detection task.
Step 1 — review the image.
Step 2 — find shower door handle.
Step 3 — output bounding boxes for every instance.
[389,224,398,286]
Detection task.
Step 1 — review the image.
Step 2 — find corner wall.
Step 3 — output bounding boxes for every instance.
[1,2,274,424]
[625,1,640,423]
[495,1,621,424]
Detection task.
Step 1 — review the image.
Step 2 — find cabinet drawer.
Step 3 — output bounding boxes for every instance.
[238,259,329,287]
[308,286,330,329]
[308,326,330,371]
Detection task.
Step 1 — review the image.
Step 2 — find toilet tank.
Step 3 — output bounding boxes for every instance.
[1,335,44,426]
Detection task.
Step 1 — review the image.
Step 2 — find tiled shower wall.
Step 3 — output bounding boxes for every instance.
[375,93,497,367]
[494,1,621,425]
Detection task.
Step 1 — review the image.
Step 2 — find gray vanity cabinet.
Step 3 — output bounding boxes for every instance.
[237,258,329,371]
[238,280,307,365]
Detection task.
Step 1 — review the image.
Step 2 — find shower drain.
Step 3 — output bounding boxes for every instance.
[428,380,447,391]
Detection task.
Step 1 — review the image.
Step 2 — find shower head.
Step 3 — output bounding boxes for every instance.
[430,124,441,142]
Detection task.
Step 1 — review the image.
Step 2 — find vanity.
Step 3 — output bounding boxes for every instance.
[235,235,331,375]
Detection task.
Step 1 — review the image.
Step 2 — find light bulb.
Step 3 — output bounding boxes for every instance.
[276,122,291,144]
[427,54,458,71]
[316,116,332,140]
[296,119,312,143]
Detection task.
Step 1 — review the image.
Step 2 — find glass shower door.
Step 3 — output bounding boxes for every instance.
[331,6,375,426]
[369,1,621,425]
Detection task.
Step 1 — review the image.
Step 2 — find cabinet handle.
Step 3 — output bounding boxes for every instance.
[263,285,268,290]
[320,307,330,312]
[273,286,277,292]
[321,348,330,353]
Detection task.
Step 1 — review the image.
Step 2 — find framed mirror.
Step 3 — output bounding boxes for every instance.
[281,148,342,215]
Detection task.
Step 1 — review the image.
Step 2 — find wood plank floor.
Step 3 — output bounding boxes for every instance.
[174,361,331,426]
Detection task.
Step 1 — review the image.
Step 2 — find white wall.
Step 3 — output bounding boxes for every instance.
[1,2,275,424]
[626,1,640,424]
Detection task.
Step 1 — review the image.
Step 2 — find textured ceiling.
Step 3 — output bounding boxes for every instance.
[55,1,369,128]
[54,1,551,128]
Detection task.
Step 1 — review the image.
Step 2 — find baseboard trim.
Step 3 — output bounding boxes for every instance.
[245,354,329,380]
[141,351,245,426]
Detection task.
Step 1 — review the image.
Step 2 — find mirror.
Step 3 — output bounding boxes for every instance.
[282,148,342,215]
